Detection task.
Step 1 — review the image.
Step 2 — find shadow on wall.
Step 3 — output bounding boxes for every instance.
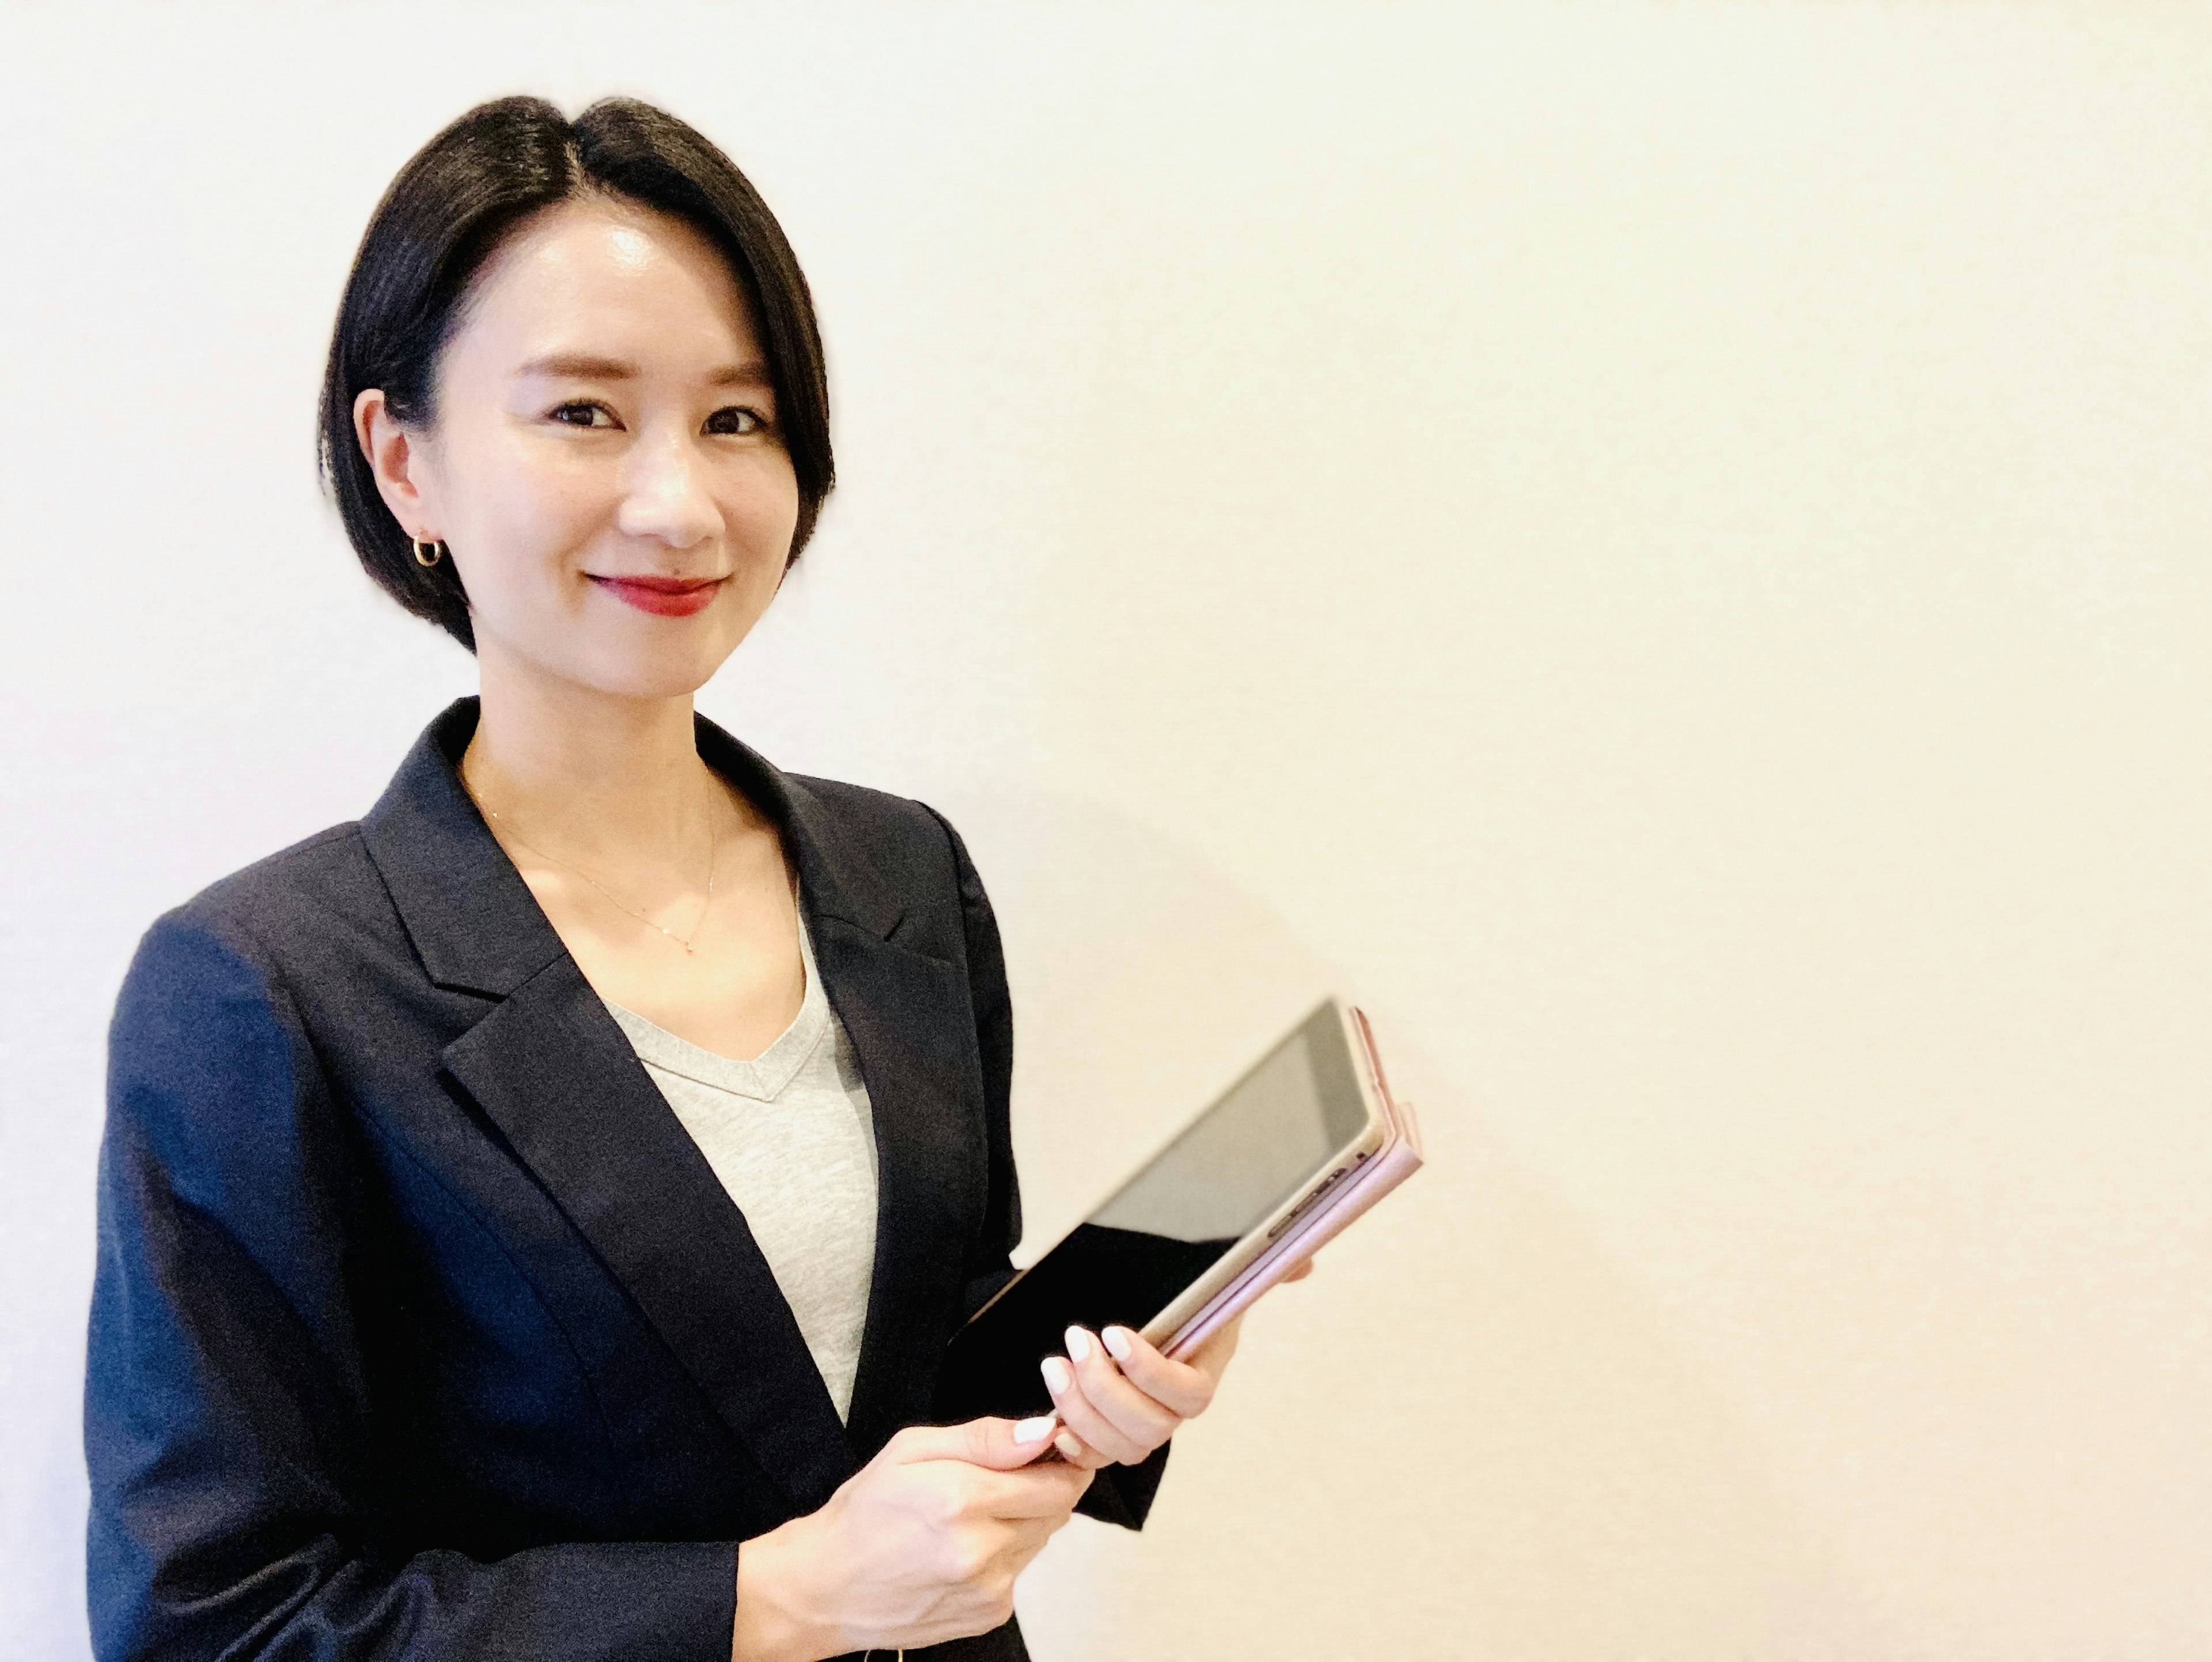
[934,781,1883,1661]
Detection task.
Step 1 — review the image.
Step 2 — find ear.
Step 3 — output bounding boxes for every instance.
[353,387,437,539]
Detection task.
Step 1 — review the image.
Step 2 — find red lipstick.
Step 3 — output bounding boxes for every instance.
[589,574,725,618]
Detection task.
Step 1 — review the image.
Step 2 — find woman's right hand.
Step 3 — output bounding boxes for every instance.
[730,1414,1092,1661]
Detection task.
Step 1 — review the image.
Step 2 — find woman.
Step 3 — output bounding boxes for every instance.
[84,95,1301,1662]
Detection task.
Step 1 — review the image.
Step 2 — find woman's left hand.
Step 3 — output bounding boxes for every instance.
[1036,1257,1315,1469]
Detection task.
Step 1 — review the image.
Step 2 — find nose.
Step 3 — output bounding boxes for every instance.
[615,422,722,552]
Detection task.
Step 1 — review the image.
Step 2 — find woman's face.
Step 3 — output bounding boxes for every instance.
[361,195,801,701]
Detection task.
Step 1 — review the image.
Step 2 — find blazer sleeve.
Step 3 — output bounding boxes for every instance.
[922,808,1173,1533]
[85,912,740,1662]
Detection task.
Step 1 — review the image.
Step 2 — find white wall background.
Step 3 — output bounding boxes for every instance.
[4,4,2209,1659]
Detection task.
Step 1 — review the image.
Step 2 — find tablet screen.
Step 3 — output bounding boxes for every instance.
[933,1001,1369,1421]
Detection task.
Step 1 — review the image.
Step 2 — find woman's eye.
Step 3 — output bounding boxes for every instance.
[551,402,617,429]
[706,406,766,437]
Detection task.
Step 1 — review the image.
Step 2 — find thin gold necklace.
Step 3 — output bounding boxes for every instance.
[482,801,721,955]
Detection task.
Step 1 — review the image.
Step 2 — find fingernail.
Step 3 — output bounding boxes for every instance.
[1041,1356,1071,1393]
[1013,1413,1057,1443]
[1055,1430,1083,1461]
[1102,1326,1134,1361]
[1065,1326,1092,1362]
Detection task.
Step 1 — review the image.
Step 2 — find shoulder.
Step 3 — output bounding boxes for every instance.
[776,771,1008,994]
[107,830,388,1184]
[116,821,397,1033]
[782,771,982,896]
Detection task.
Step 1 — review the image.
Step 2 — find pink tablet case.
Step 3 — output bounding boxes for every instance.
[1162,1006,1424,1360]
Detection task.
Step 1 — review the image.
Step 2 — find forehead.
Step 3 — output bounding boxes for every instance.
[449,195,758,365]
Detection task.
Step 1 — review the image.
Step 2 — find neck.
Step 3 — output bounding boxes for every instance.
[460,646,721,864]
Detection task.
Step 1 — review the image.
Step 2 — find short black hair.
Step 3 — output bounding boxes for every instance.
[316,95,834,651]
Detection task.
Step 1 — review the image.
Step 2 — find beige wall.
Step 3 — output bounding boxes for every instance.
[3,5,2206,1658]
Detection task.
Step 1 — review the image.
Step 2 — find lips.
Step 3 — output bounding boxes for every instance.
[588,573,726,618]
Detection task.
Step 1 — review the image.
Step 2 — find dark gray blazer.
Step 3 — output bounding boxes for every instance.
[85,696,1167,1662]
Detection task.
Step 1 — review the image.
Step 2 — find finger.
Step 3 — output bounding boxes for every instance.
[955,1497,1092,1599]
[1070,1325,1187,1443]
[1061,1327,1181,1452]
[891,1413,1061,1471]
[941,1456,1098,1520]
[1282,1254,1317,1282]
[1040,1347,1153,1465]
[1097,1324,1217,1419]
[1005,1460,1098,1517]
[995,1499,1089,1577]
[1049,1425,1115,1470]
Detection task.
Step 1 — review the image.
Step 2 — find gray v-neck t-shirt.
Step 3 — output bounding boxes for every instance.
[601,917,880,1422]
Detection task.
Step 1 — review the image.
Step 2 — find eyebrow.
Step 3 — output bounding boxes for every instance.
[514,352,773,389]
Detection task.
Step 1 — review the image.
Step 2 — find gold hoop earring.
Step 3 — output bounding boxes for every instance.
[412,537,445,567]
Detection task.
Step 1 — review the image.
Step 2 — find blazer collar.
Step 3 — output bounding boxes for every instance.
[357,695,940,1515]
[360,695,903,996]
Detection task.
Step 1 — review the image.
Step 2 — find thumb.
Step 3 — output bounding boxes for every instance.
[894,1413,1062,1470]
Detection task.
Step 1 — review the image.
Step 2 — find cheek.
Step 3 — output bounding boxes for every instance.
[482,438,603,551]
[733,449,803,548]
[719,453,804,593]
[451,442,602,616]
[707,459,802,643]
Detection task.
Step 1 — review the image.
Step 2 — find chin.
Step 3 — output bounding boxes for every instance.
[539,628,729,702]
[584,656,726,703]
[479,606,752,705]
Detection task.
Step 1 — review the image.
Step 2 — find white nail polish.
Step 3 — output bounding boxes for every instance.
[1013,1414,1056,1443]
[1041,1356,1071,1393]
[1065,1326,1091,1362]
[1102,1327,1133,1361]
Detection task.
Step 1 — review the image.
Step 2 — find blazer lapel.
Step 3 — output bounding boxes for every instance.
[707,735,988,1463]
[805,913,987,1460]
[361,699,854,1514]
[439,970,857,1512]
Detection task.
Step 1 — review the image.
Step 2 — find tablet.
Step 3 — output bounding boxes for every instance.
[931,998,1420,1424]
